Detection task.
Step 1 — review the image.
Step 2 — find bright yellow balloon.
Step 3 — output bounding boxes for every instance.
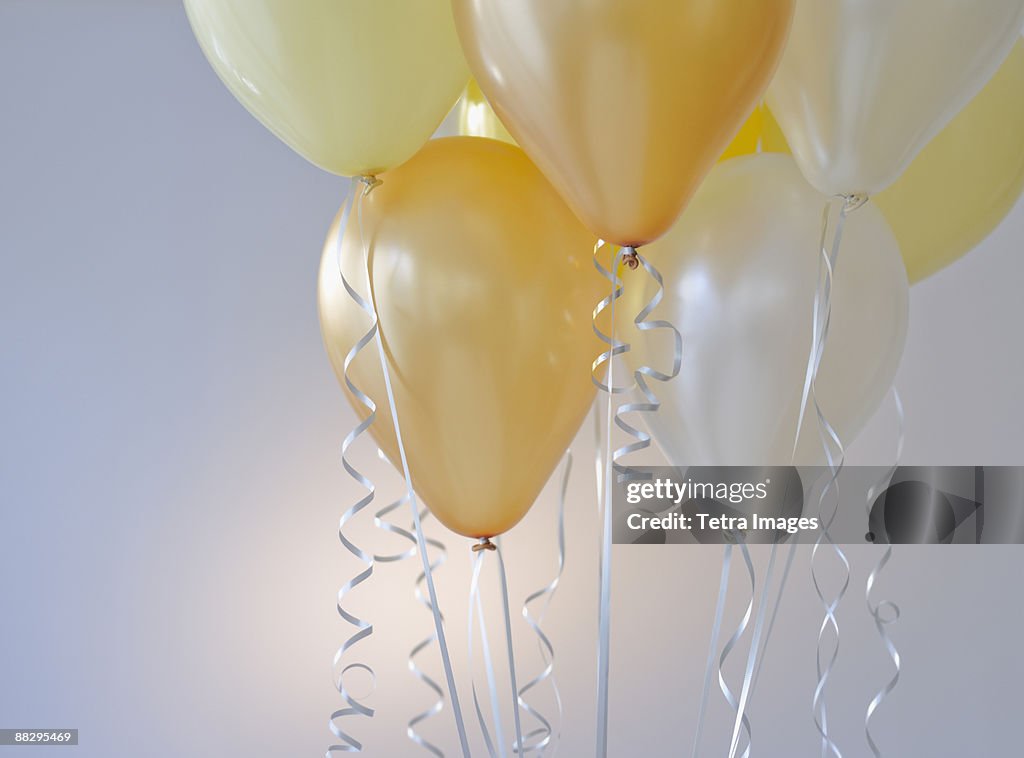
[719,107,764,163]
[874,40,1024,283]
[457,80,515,145]
[184,0,468,177]
[452,0,795,247]
[458,77,767,167]
[318,138,602,539]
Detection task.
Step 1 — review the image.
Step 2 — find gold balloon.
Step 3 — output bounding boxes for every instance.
[458,77,768,167]
[874,40,1024,283]
[184,0,467,177]
[457,80,516,145]
[318,138,602,538]
[451,0,795,247]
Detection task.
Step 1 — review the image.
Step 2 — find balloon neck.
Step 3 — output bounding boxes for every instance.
[358,174,382,195]
[471,537,497,552]
[621,245,640,271]
[840,193,869,212]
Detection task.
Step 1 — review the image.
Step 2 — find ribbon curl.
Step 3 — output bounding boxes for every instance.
[327,178,380,755]
[800,195,865,758]
[591,242,682,757]
[329,177,470,756]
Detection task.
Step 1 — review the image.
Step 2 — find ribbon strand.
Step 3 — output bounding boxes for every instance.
[327,179,379,755]
[804,195,865,758]
[717,539,755,758]
[342,175,473,753]
[864,388,905,757]
[469,541,525,758]
[591,242,683,757]
[692,544,733,758]
[517,451,571,755]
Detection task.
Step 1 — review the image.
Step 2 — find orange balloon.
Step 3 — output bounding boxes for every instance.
[318,138,602,538]
[451,0,795,247]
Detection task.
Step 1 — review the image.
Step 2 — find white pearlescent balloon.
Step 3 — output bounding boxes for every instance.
[618,155,908,466]
[767,0,1024,197]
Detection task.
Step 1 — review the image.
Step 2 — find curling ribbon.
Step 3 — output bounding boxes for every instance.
[328,177,471,756]
[357,176,472,758]
[864,388,905,757]
[516,450,571,755]
[591,241,683,757]
[327,178,380,755]
[370,454,449,756]
[801,195,866,758]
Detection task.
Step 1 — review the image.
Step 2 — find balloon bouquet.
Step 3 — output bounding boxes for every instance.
[185,0,1024,755]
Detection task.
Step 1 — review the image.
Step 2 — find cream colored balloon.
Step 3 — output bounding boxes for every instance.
[619,155,908,466]
[184,0,468,177]
[767,0,1024,197]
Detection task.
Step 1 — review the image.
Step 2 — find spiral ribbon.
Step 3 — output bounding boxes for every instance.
[864,388,905,757]
[591,242,682,757]
[372,483,450,756]
[800,195,865,758]
[329,177,471,756]
[369,456,451,756]
[516,450,571,755]
[326,178,381,755]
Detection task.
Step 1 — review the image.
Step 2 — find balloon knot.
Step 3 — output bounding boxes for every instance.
[472,538,497,552]
[359,175,382,195]
[622,246,640,270]
[841,193,869,212]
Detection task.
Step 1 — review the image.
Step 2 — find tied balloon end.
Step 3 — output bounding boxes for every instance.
[358,174,382,196]
[472,537,498,553]
[621,245,640,271]
[841,193,869,213]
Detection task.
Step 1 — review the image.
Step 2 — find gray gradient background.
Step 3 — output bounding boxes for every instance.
[2,1,1023,756]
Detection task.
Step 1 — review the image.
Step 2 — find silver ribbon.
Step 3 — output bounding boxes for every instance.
[864,388,905,757]
[591,241,629,758]
[517,451,571,755]
[469,541,525,758]
[727,542,779,758]
[327,179,379,755]
[590,242,682,757]
[328,177,471,756]
[717,540,755,758]
[692,545,733,758]
[800,195,865,758]
[370,461,449,756]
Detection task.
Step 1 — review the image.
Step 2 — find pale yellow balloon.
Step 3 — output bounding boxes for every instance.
[184,0,468,177]
[452,0,795,247]
[874,40,1024,283]
[318,138,602,538]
